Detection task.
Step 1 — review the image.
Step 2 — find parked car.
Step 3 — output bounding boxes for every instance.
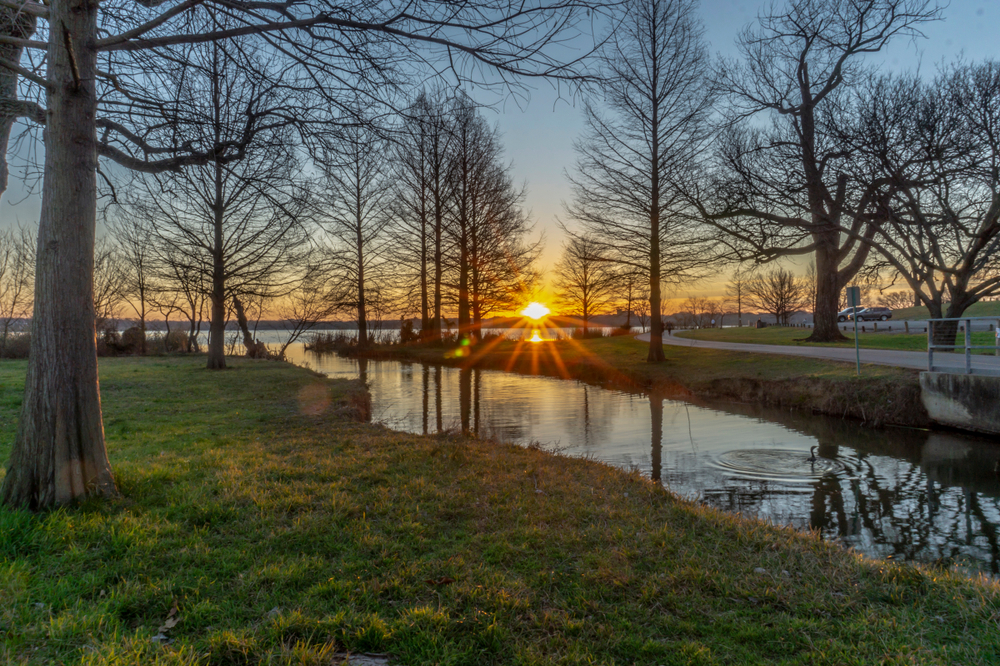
[851,307,893,322]
[837,306,865,322]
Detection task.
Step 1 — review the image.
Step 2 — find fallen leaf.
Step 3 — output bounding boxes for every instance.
[157,615,179,634]
[157,602,181,634]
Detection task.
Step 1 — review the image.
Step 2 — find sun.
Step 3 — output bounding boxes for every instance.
[520,302,550,320]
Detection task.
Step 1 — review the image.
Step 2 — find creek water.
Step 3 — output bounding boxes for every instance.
[283,344,1000,578]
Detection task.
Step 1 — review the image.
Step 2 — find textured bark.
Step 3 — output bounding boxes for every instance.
[807,237,844,342]
[1,0,118,509]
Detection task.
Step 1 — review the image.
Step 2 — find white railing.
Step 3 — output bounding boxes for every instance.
[927,317,1000,374]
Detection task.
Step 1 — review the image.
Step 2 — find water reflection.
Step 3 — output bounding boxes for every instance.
[286,345,1000,577]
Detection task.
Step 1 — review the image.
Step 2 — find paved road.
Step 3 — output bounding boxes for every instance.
[635,332,1000,375]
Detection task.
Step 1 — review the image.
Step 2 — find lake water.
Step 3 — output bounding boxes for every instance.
[283,344,1000,578]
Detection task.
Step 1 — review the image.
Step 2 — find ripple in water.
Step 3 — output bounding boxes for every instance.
[714,449,853,483]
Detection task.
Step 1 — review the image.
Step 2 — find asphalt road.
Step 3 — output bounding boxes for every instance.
[635,331,1000,375]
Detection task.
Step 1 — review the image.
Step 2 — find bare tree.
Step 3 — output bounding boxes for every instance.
[724,267,751,327]
[566,0,714,361]
[697,0,943,342]
[322,117,392,348]
[878,290,914,310]
[840,62,1000,345]
[682,295,708,328]
[745,267,808,326]
[108,212,155,353]
[616,268,643,328]
[93,237,129,332]
[390,90,460,341]
[553,235,619,336]
[0,226,34,355]
[703,298,722,327]
[272,270,340,358]
[447,95,539,339]
[0,0,605,508]
[634,288,651,332]
[120,39,313,370]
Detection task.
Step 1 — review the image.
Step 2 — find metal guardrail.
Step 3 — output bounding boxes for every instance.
[927,317,1000,374]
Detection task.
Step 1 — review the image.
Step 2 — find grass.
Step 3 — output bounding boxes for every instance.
[1,356,999,665]
[676,327,999,353]
[374,334,917,382]
[886,301,1000,321]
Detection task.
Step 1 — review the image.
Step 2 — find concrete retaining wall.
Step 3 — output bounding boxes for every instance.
[920,372,1000,435]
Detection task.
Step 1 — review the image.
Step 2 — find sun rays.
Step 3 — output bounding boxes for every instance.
[441,299,607,381]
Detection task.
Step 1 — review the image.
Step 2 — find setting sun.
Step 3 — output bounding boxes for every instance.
[520,302,550,320]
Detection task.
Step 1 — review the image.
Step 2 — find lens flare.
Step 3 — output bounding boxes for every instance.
[520,302,550,320]
[529,330,544,342]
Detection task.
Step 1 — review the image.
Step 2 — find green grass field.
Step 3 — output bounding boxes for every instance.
[1,357,998,664]
[677,326,999,352]
[391,333,921,381]
[884,301,1000,320]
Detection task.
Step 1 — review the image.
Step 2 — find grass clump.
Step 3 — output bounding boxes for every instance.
[0,356,997,665]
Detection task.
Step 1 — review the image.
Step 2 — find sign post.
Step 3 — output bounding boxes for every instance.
[846,286,862,376]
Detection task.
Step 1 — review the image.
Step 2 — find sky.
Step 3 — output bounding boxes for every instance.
[1,0,998,310]
[492,0,1000,303]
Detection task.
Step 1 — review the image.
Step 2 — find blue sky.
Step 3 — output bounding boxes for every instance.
[1,0,997,302]
[495,0,1000,298]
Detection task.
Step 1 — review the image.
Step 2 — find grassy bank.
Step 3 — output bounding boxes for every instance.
[1,356,998,665]
[677,327,998,352]
[353,336,929,428]
[890,301,1000,320]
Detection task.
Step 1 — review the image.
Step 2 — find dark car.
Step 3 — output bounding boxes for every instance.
[852,307,893,322]
[837,306,865,322]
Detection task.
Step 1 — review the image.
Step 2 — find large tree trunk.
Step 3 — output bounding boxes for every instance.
[805,233,848,342]
[935,296,975,348]
[1,0,118,509]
